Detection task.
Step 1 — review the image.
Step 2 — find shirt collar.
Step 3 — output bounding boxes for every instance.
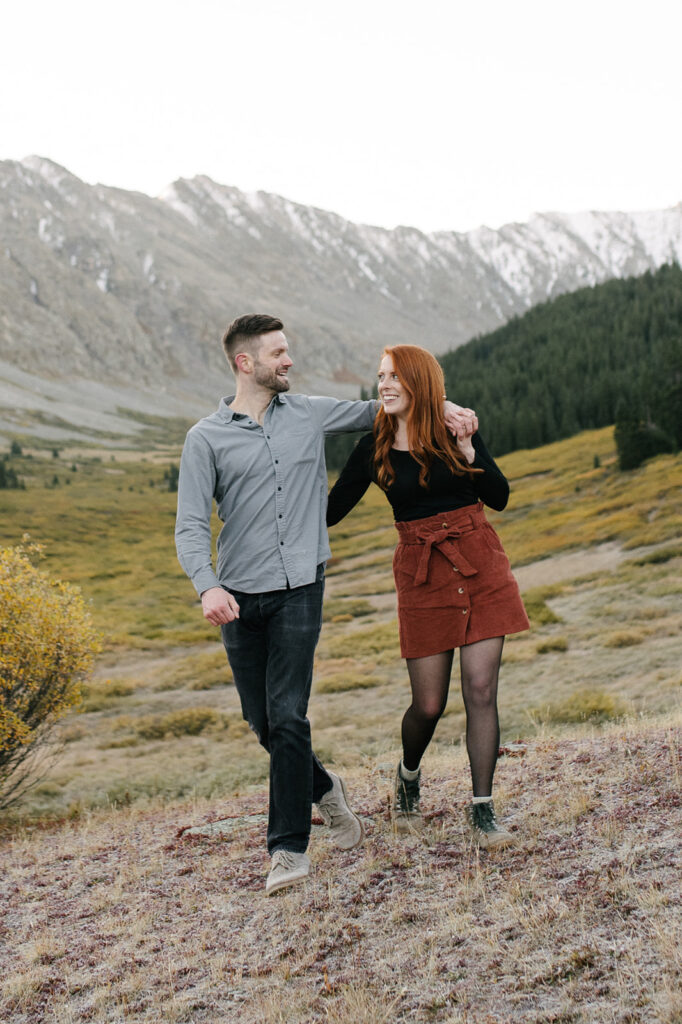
[216,394,287,422]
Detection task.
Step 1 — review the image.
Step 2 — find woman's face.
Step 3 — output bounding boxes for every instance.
[377,354,410,419]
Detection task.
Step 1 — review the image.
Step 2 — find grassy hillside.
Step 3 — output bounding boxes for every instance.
[0,427,679,820]
[0,429,680,1023]
[440,262,682,455]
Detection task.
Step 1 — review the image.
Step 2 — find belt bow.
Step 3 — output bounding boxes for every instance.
[413,522,478,586]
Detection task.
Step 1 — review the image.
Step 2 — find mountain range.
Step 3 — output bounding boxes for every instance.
[1,155,681,442]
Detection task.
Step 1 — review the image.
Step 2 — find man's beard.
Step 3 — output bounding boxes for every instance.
[253,362,290,393]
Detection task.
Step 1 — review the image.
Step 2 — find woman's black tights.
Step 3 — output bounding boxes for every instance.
[402,636,505,796]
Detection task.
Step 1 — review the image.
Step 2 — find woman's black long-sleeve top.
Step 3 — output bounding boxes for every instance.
[326,432,509,526]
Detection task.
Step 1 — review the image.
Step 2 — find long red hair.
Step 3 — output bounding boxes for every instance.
[373,345,481,491]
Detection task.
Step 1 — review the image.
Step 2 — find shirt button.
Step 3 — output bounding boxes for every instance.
[278,514,282,519]
[275,459,279,464]
[280,541,284,546]
[277,486,282,491]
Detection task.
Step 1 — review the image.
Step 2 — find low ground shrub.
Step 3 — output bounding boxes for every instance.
[134,707,224,740]
[324,621,399,660]
[323,598,374,622]
[534,688,629,724]
[80,679,135,711]
[521,585,565,625]
[603,631,644,648]
[625,544,682,566]
[536,637,568,654]
[315,673,383,694]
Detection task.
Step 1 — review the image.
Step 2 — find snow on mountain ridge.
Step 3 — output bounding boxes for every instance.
[155,170,682,311]
[1,155,680,441]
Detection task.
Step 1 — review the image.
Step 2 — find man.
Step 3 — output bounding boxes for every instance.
[175,314,476,895]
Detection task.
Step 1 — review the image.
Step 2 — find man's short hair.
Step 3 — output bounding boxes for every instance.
[221,314,284,373]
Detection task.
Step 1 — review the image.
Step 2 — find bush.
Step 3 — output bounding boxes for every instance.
[603,631,644,648]
[134,707,224,740]
[163,464,179,492]
[315,673,383,694]
[322,598,374,622]
[625,543,682,567]
[535,636,568,654]
[535,688,628,724]
[0,543,100,808]
[523,592,562,625]
[614,413,673,470]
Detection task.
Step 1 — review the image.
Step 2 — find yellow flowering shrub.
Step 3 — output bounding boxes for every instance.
[0,542,100,808]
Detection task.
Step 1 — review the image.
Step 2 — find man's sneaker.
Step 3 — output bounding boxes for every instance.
[265,849,310,895]
[316,772,364,850]
[466,800,514,849]
[394,764,423,832]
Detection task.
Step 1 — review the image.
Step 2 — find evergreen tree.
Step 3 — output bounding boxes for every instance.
[440,262,682,464]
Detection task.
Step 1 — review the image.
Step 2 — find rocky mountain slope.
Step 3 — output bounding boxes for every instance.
[1,156,681,440]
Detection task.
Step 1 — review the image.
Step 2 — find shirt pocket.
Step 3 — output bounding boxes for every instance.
[288,429,319,465]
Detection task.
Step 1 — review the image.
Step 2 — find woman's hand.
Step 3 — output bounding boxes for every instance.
[455,432,476,464]
[443,400,478,438]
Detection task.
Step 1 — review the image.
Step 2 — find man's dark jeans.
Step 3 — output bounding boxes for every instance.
[220,565,333,855]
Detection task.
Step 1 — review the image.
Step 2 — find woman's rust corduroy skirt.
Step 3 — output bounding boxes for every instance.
[393,502,529,658]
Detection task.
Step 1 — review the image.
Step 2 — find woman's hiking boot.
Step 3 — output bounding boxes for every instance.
[394,764,424,832]
[466,800,513,848]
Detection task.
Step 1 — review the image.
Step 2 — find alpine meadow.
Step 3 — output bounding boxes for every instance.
[0,268,680,1023]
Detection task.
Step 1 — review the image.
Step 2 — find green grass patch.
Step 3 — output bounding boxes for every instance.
[533,688,629,725]
[624,543,682,566]
[314,672,384,694]
[522,586,563,625]
[602,631,645,648]
[158,648,232,690]
[79,679,136,711]
[133,707,226,740]
[322,598,374,622]
[536,636,568,654]
[322,621,399,660]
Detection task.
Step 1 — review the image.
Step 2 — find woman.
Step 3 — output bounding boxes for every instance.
[326,345,529,847]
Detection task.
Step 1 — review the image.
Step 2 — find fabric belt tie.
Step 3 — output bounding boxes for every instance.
[412,523,478,586]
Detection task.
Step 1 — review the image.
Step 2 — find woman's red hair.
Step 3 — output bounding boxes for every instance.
[373,345,481,491]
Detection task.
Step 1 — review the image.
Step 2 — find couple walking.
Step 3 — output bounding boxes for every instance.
[175,314,529,895]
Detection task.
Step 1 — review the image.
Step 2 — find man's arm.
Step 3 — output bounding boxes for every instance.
[175,430,240,624]
[309,395,477,438]
[308,396,379,434]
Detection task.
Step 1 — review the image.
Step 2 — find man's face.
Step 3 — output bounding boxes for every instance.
[252,331,293,393]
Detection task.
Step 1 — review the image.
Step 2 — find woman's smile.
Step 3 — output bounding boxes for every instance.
[378,354,410,418]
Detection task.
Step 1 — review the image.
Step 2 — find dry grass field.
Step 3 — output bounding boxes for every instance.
[0,719,679,1023]
[0,425,680,1022]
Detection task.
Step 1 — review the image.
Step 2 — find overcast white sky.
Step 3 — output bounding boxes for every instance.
[1,0,681,233]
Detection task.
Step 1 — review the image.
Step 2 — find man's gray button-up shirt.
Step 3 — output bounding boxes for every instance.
[175,393,378,595]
